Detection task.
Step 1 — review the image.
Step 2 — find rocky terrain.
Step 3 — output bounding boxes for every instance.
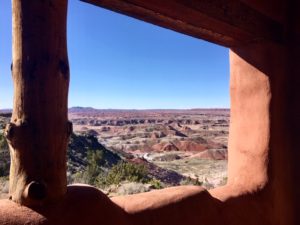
[0,108,229,198]
[70,108,229,156]
[70,107,229,188]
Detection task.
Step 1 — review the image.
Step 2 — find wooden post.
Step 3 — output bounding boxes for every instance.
[5,0,70,206]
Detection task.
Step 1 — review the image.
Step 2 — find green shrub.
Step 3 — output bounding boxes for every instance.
[0,164,9,177]
[0,133,8,150]
[180,176,202,186]
[84,149,104,184]
[71,148,153,189]
[0,133,9,177]
[149,178,163,189]
[71,149,105,185]
[97,162,150,188]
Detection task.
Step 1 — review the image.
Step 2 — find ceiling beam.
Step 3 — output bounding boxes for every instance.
[81,0,284,47]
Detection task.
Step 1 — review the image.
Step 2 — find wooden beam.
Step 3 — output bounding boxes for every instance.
[81,0,284,47]
[8,0,70,206]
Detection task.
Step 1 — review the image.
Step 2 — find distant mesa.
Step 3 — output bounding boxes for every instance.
[0,109,12,118]
[68,107,230,114]
[69,106,97,113]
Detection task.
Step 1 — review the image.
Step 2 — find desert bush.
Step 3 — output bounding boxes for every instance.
[69,147,164,193]
[180,176,202,186]
[0,133,8,150]
[0,133,9,177]
[73,149,151,189]
[0,163,9,177]
[97,162,150,187]
[83,149,104,184]
[149,178,164,189]
[116,182,152,195]
[71,149,105,184]
[0,177,9,193]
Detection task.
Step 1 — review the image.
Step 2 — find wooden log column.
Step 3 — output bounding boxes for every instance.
[5,0,70,206]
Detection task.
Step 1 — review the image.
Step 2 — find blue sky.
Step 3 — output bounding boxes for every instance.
[0,1,229,109]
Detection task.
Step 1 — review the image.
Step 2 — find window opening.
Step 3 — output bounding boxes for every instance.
[0,1,230,198]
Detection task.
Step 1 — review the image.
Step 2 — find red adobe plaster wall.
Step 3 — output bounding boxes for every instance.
[227,46,271,192]
[0,41,292,225]
[0,41,288,225]
[0,1,298,224]
[285,1,300,224]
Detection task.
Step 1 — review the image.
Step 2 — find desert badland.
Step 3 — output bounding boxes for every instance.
[0,108,229,197]
[70,107,229,192]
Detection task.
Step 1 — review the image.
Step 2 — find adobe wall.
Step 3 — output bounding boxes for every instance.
[286,1,300,224]
[0,0,299,225]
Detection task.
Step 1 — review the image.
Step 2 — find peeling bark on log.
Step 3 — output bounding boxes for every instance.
[5,0,70,206]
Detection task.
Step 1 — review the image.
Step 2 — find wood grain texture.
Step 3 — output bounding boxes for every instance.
[81,0,284,47]
[6,0,70,206]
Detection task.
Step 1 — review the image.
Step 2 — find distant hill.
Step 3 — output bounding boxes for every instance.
[68,106,98,113]
[1,107,229,115]
[0,109,12,118]
[68,107,230,117]
[68,107,139,114]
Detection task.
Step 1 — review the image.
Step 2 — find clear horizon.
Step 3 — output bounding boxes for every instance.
[0,106,230,111]
[70,106,230,110]
[0,1,230,110]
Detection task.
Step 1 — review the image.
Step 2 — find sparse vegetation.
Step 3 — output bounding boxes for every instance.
[0,129,10,199]
[0,176,9,197]
[180,176,202,186]
[0,108,229,198]
[73,149,165,193]
[80,149,105,184]
[97,162,150,187]
[0,133,9,177]
[73,148,151,189]
[149,178,164,189]
[0,133,8,150]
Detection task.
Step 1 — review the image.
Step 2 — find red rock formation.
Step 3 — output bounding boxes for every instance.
[191,149,227,160]
[175,140,207,152]
[152,142,179,152]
